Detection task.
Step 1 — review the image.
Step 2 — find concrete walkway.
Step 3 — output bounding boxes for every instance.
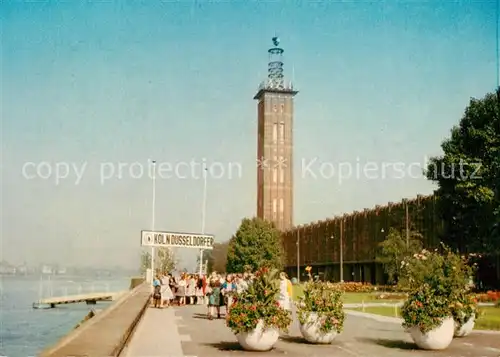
[123,304,500,357]
[121,307,184,357]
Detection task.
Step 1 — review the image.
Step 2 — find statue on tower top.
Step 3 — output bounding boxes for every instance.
[272,36,280,47]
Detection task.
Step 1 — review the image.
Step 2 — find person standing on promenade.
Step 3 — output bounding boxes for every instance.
[278,272,293,311]
[152,275,162,308]
[161,273,173,307]
[177,274,187,306]
[187,274,196,304]
[235,274,248,294]
[221,274,236,314]
[195,275,204,304]
[207,277,222,320]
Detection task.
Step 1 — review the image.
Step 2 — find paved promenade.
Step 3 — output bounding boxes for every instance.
[123,304,500,357]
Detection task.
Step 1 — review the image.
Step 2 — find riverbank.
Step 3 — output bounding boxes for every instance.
[0,275,130,356]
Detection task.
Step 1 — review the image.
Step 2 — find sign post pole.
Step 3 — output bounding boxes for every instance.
[199,168,208,276]
[150,160,157,284]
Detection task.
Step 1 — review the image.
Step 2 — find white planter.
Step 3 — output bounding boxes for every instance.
[454,315,475,337]
[236,320,280,351]
[299,312,339,344]
[408,317,454,350]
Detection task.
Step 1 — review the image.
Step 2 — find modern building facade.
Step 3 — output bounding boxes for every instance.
[281,195,442,284]
[281,194,499,288]
[255,37,298,231]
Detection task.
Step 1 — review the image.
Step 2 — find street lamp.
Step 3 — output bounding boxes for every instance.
[150,160,157,284]
[340,219,344,282]
[296,230,300,282]
[199,167,208,276]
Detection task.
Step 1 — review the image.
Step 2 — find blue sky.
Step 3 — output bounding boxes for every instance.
[2,1,498,270]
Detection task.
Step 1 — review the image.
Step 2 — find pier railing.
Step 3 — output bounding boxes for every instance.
[38,281,151,357]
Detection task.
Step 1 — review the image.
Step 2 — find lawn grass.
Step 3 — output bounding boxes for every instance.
[346,306,500,331]
[292,285,404,304]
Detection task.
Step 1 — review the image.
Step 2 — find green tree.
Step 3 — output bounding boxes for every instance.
[426,89,500,254]
[157,248,177,273]
[196,242,229,273]
[375,228,423,284]
[226,217,284,273]
[140,248,177,275]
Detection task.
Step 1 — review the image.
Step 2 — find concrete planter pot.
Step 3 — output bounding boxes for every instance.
[236,320,279,351]
[454,314,475,337]
[299,312,339,344]
[408,317,454,350]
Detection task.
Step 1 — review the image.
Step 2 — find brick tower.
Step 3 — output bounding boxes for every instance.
[255,37,298,231]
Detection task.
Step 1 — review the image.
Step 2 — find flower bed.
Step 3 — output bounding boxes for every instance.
[475,291,500,303]
[331,282,375,293]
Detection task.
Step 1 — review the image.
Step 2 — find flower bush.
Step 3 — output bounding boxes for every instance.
[401,284,451,333]
[399,245,475,333]
[226,267,292,334]
[451,291,478,326]
[296,280,345,333]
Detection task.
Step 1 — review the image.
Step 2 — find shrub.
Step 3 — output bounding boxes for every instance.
[226,267,291,334]
[451,291,478,326]
[401,284,451,333]
[296,280,345,333]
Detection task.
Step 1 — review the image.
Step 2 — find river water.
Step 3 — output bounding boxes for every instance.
[0,274,131,357]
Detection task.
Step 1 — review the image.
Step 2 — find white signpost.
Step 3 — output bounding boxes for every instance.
[141,230,215,250]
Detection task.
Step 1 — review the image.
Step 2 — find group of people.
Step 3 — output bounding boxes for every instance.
[151,271,294,319]
[152,273,205,308]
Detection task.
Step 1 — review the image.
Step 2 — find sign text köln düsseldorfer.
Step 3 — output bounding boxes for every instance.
[141,230,214,249]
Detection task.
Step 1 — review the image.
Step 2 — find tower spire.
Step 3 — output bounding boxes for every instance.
[267,36,285,90]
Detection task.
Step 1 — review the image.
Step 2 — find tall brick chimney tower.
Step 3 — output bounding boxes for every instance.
[255,36,298,231]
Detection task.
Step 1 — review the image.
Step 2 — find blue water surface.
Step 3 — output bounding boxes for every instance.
[0,275,130,357]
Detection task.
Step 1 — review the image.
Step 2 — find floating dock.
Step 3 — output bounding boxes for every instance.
[33,291,126,309]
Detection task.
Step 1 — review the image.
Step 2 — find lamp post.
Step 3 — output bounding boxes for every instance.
[405,200,409,247]
[150,160,157,284]
[199,167,208,276]
[340,218,344,283]
[296,230,300,282]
